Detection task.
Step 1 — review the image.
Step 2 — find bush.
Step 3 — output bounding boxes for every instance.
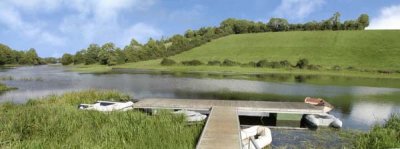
[307,64,321,70]
[208,60,221,66]
[331,65,341,71]
[295,58,309,69]
[160,58,176,66]
[353,114,400,148]
[222,59,240,66]
[377,70,394,74]
[256,60,271,67]
[242,61,257,67]
[61,54,74,65]
[270,61,283,68]
[279,60,292,67]
[346,66,356,70]
[181,60,203,66]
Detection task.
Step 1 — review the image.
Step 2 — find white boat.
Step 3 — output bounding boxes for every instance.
[173,110,207,122]
[241,126,272,149]
[305,114,342,128]
[78,101,134,112]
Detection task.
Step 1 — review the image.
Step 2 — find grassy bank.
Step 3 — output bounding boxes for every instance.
[67,64,111,73]
[0,90,203,148]
[0,83,16,92]
[352,114,400,148]
[164,30,400,70]
[68,30,400,79]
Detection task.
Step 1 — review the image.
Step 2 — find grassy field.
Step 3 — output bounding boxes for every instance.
[0,90,203,148]
[96,30,399,78]
[164,30,400,70]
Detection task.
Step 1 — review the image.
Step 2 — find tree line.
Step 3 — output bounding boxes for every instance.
[60,12,369,66]
[0,12,369,66]
[0,44,57,65]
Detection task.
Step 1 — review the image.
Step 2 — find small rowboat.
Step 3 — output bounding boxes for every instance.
[173,110,207,122]
[241,126,272,149]
[305,114,343,128]
[78,101,134,112]
[304,97,334,112]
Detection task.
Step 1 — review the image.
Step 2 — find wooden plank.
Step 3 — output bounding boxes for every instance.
[196,106,241,149]
[133,98,324,115]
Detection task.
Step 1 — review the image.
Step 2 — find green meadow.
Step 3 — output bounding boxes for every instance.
[96,30,400,79]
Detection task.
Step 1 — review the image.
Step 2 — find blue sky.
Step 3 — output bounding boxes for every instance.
[0,0,399,57]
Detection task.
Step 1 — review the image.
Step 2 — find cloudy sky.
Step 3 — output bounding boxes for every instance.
[0,0,399,57]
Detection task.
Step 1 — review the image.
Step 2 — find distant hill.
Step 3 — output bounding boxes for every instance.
[165,30,400,70]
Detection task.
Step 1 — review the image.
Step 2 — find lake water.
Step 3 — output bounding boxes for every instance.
[1,65,400,132]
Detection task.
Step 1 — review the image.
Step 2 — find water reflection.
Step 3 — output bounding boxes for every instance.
[0,65,400,130]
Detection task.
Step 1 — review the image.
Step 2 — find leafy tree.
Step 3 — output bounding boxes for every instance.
[19,48,40,65]
[332,12,341,30]
[344,20,358,30]
[0,44,15,65]
[98,43,115,65]
[61,53,74,65]
[85,44,100,65]
[357,14,369,29]
[107,48,126,66]
[43,57,58,64]
[123,39,142,62]
[267,18,289,32]
[74,50,86,64]
[296,58,309,69]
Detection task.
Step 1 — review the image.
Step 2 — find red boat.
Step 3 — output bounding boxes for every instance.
[304,97,334,112]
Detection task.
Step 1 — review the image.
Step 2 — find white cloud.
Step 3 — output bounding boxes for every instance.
[367,4,400,29]
[0,0,160,55]
[59,0,160,46]
[122,23,163,44]
[274,0,325,20]
[0,3,66,46]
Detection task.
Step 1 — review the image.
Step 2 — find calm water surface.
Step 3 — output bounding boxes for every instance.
[1,65,399,132]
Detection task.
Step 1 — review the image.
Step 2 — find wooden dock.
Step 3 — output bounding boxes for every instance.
[133,98,325,149]
[196,106,241,149]
[133,98,324,115]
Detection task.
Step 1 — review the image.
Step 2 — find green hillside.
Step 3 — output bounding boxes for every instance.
[162,30,399,70]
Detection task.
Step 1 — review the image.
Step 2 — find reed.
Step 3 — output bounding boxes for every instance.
[0,90,204,148]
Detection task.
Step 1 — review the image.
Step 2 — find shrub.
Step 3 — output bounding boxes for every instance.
[346,66,356,70]
[256,60,271,67]
[331,65,341,71]
[222,59,240,66]
[377,70,394,74]
[295,58,309,69]
[279,60,292,67]
[270,62,283,68]
[307,64,321,70]
[160,58,176,66]
[61,54,74,65]
[181,60,203,66]
[208,60,221,66]
[353,114,400,148]
[242,61,257,67]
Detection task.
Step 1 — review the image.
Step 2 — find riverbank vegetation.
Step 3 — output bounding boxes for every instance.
[60,12,369,66]
[352,114,400,148]
[0,90,203,148]
[0,44,58,66]
[0,83,16,92]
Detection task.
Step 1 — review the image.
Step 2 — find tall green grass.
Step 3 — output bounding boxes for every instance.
[0,90,203,148]
[0,83,16,92]
[352,114,400,148]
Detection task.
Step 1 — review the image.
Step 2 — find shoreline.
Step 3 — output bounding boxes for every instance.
[68,63,400,80]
